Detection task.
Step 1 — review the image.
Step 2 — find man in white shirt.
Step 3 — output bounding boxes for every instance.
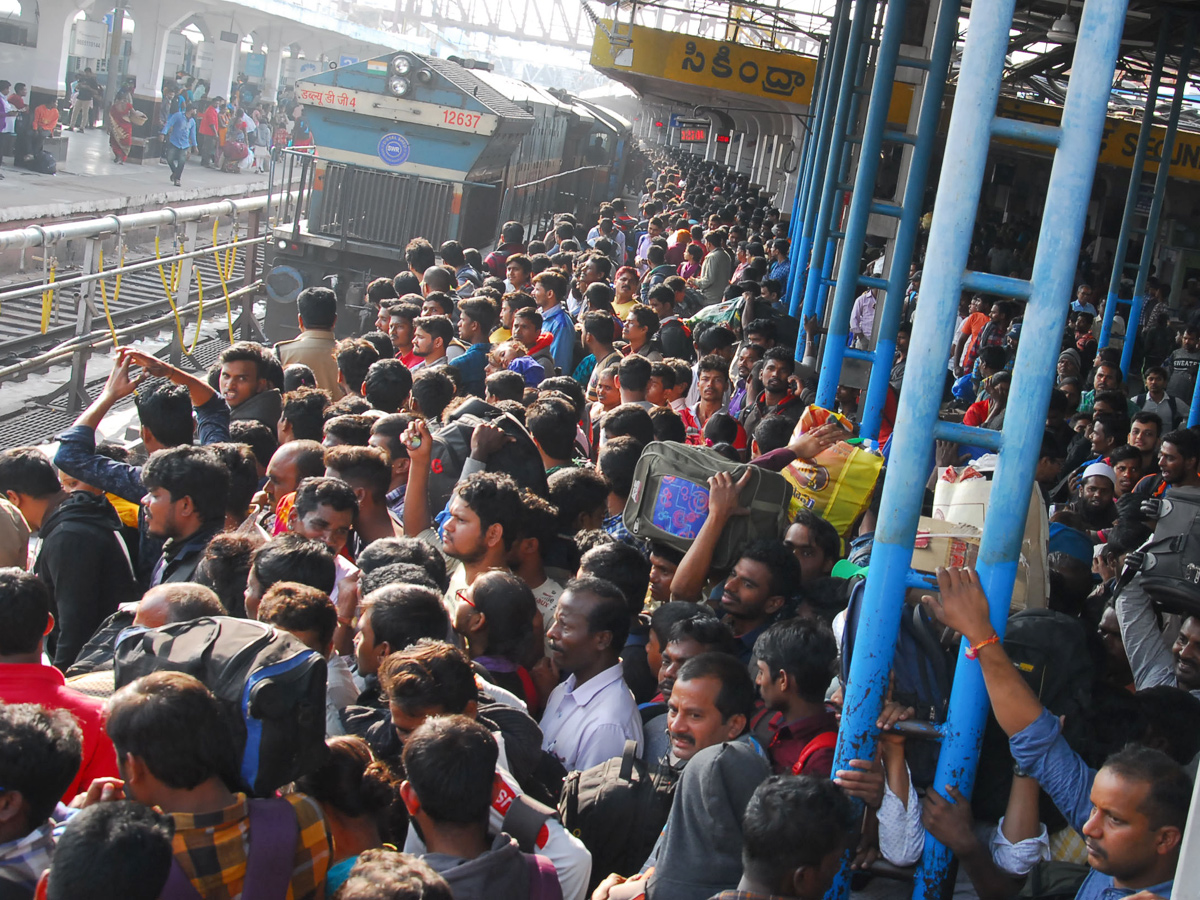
[541,576,643,771]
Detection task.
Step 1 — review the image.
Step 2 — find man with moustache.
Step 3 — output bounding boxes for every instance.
[924,567,1191,900]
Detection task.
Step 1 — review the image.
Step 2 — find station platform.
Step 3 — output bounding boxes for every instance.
[0,129,270,227]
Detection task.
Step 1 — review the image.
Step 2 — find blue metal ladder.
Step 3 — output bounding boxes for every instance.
[827,2,1132,900]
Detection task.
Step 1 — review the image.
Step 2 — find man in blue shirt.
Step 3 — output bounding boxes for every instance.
[767,238,791,286]
[923,566,1190,900]
[449,296,496,396]
[531,269,576,377]
[161,105,196,186]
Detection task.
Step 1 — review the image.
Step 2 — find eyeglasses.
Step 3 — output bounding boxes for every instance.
[456,588,476,609]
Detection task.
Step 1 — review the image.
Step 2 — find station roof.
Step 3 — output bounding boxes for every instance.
[589,0,1200,133]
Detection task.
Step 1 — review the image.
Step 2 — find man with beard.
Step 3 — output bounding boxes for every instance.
[670,472,800,663]
[540,576,643,771]
[1071,463,1118,543]
[1127,412,1162,474]
[741,347,803,439]
[925,567,1190,900]
[1107,446,1144,498]
[1132,428,1200,499]
[439,471,523,609]
[141,446,230,586]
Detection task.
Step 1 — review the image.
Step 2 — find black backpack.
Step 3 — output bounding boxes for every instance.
[1002,609,1094,720]
[113,617,328,796]
[1124,486,1200,616]
[839,577,953,788]
[427,398,548,513]
[558,740,679,894]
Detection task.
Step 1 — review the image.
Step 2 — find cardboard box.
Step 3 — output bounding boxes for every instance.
[911,517,982,573]
[930,468,1047,611]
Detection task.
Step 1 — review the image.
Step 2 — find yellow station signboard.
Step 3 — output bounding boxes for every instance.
[591,23,914,124]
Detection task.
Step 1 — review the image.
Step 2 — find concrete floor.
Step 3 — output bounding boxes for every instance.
[0,128,271,226]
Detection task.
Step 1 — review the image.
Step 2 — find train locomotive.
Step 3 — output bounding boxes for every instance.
[263,51,631,340]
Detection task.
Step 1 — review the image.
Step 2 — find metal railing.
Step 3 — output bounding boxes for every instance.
[498,164,605,248]
[0,194,284,414]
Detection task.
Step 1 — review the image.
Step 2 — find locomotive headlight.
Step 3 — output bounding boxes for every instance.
[416,68,432,83]
[390,55,412,75]
[388,75,411,96]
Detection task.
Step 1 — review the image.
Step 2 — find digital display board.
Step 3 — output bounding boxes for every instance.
[679,127,708,143]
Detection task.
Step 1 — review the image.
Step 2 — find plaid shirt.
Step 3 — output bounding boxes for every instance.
[170,793,330,900]
[0,806,71,891]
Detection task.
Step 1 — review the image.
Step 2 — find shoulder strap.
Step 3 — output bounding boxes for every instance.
[161,862,205,900]
[515,665,539,712]
[792,731,838,776]
[242,798,302,899]
[503,792,556,854]
[526,853,564,900]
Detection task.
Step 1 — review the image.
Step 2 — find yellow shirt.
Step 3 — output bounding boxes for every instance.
[490,326,512,343]
[614,298,638,321]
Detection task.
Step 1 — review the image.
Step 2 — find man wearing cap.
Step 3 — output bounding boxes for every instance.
[1073,462,1118,543]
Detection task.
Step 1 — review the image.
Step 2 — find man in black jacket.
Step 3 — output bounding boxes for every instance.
[141,446,229,586]
[0,447,138,668]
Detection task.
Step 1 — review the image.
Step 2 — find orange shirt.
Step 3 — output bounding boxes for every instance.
[33,105,59,131]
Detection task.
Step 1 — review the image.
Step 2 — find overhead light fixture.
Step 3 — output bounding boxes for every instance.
[1047,2,1076,43]
[1047,13,1076,42]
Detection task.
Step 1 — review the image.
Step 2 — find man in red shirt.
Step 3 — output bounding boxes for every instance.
[0,569,118,802]
[197,98,221,168]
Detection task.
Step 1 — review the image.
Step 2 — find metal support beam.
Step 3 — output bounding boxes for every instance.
[815,0,913,410]
[860,0,961,440]
[789,0,852,322]
[797,0,874,343]
[1120,22,1195,376]
[65,238,100,415]
[1101,17,1167,352]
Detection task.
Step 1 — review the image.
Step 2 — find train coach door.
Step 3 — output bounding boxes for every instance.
[459,182,503,249]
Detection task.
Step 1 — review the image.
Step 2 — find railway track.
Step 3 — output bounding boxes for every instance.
[0,253,247,362]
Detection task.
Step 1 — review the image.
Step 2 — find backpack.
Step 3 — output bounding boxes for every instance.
[113,617,329,796]
[160,797,298,900]
[1133,392,1182,424]
[839,578,953,787]
[427,398,548,513]
[623,442,793,571]
[479,702,568,809]
[1123,486,1200,616]
[558,740,680,893]
[791,730,838,776]
[1002,609,1094,720]
[1015,861,1090,900]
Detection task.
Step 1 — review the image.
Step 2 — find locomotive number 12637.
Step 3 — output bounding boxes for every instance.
[442,109,483,128]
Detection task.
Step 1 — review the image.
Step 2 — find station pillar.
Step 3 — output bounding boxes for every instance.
[16,0,87,109]
[210,34,240,101]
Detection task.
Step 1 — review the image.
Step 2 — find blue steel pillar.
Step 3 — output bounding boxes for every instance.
[1099,16,1169,351]
[815,0,960,425]
[790,1,851,322]
[1120,25,1195,376]
[826,3,1130,900]
[797,0,875,339]
[858,0,960,440]
[786,38,828,298]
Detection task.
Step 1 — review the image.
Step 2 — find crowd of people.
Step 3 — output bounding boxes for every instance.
[0,146,1196,900]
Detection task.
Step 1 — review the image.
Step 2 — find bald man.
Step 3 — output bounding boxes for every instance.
[67,582,225,698]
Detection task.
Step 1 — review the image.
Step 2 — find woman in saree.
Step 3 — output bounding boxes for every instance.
[108,91,133,164]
